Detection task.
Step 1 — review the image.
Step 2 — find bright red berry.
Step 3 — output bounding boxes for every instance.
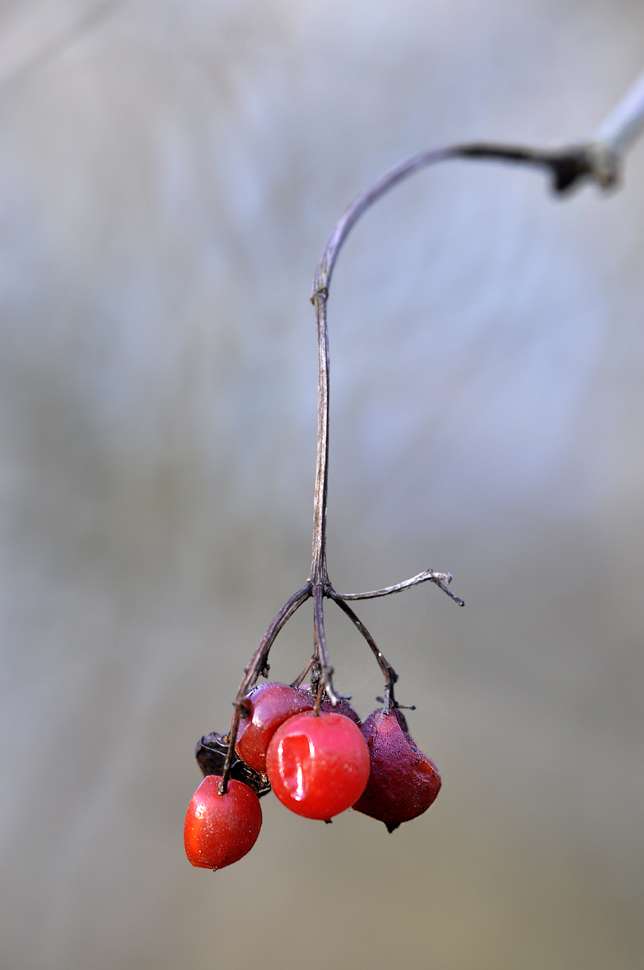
[352,707,441,832]
[184,775,262,869]
[235,682,315,774]
[266,711,370,821]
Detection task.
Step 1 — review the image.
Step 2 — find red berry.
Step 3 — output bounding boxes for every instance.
[184,775,262,869]
[266,711,370,821]
[352,708,441,832]
[235,682,315,774]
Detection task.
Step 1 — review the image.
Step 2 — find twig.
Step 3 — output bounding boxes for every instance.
[219,582,312,792]
[336,568,464,606]
[330,592,398,708]
[589,69,644,185]
[313,584,338,704]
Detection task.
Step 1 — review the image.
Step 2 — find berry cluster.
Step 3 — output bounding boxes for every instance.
[180,119,624,873]
[185,682,441,870]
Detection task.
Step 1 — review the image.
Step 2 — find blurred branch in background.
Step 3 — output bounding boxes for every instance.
[0,0,122,92]
[594,68,644,161]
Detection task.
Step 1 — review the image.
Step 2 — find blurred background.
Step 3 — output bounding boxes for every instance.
[1,1,643,967]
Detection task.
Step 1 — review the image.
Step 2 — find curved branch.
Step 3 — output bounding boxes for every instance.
[311,141,613,304]
[329,592,398,707]
[336,568,464,606]
[307,137,628,592]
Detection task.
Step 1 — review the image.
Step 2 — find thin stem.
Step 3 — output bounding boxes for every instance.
[313,146,457,299]
[311,141,611,305]
[310,291,330,585]
[219,582,312,793]
[290,655,317,689]
[308,139,616,621]
[330,592,398,709]
[337,568,464,606]
[242,582,313,692]
[313,583,339,704]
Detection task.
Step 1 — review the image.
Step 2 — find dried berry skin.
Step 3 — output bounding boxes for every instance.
[266,711,370,821]
[184,775,262,870]
[299,688,361,725]
[235,683,315,774]
[195,732,272,797]
[320,697,361,725]
[352,707,441,832]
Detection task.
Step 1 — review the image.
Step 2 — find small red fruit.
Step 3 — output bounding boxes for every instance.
[184,775,262,869]
[236,682,315,774]
[352,707,441,832]
[266,711,370,821]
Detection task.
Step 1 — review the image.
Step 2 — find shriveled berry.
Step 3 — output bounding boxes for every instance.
[353,707,441,832]
[235,682,315,774]
[302,689,360,725]
[266,711,370,821]
[195,731,273,797]
[184,776,262,870]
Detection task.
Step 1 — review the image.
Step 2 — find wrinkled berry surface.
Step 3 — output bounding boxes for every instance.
[301,689,360,725]
[352,707,441,831]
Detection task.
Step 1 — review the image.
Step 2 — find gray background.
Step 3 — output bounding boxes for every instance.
[2,1,643,968]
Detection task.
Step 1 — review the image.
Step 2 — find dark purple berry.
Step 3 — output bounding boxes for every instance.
[353,707,441,832]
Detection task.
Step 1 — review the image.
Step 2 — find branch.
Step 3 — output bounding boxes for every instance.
[311,67,644,302]
[590,69,644,183]
[330,593,399,707]
[335,568,464,606]
[219,582,312,793]
[313,584,339,704]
